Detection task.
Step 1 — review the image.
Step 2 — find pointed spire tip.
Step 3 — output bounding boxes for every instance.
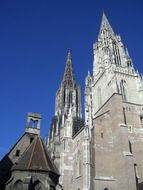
[63,49,74,86]
[98,11,114,38]
[67,48,72,60]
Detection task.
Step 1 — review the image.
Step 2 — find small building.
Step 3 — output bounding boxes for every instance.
[0,113,60,190]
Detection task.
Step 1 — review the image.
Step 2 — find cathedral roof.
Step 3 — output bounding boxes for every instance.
[12,136,59,175]
[63,49,75,87]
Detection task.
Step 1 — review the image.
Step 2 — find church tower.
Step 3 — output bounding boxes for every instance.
[91,12,143,114]
[85,13,143,190]
[55,49,82,119]
[48,49,82,190]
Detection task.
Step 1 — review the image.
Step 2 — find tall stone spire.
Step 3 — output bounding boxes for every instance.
[93,11,134,78]
[54,49,82,118]
[48,49,83,179]
[99,12,114,38]
[63,49,74,87]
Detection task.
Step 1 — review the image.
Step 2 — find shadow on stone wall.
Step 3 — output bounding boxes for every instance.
[0,155,13,190]
[139,182,143,190]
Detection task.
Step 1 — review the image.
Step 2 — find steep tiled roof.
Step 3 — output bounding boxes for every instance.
[12,136,59,175]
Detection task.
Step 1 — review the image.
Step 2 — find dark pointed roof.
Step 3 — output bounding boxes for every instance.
[63,49,75,87]
[99,12,114,37]
[12,136,59,175]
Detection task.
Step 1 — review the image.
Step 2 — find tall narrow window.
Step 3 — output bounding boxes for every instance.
[134,164,139,190]
[101,132,104,138]
[113,41,121,65]
[123,107,127,125]
[30,137,34,143]
[129,140,132,154]
[15,149,20,157]
[76,89,79,114]
[63,87,66,106]
[120,80,127,101]
[97,87,102,108]
[140,115,143,127]
[76,150,82,177]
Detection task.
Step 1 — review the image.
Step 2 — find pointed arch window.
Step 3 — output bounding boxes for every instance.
[120,80,127,101]
[113,41,121,65]
[29,119,38,129]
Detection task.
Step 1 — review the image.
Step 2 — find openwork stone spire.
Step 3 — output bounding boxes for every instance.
[48,49,82,172]
[99,12,114,38]
[63,49,74,87]
[54,49,82,118]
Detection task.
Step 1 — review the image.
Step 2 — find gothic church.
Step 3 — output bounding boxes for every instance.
[1,13,143,190]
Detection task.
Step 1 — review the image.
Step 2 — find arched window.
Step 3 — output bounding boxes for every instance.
[120,80,127,101]
[13,180,23,190]
[29,119,38,128]
[97,87,102,108]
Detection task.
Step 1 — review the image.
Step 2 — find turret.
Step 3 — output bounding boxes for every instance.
[25,112,42,135]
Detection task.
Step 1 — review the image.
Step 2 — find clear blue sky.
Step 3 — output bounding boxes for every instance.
[0,0,143,159]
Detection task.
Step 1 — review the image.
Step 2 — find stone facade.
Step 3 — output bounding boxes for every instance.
[0,113,60,190]
[48,13,143,190]
[48,49,84,190]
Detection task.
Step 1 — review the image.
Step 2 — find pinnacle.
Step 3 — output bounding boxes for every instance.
[67,49,72,59]
[63,49,74,86]
[99,12,114,37]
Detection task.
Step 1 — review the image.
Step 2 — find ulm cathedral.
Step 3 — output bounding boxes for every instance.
[1,13,143,190]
